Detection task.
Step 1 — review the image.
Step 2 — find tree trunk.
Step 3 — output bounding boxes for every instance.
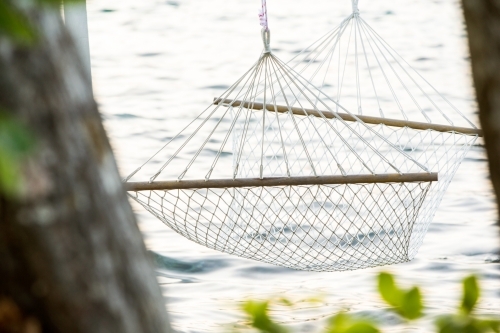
[0,5,173,333]
[462,0,500,224]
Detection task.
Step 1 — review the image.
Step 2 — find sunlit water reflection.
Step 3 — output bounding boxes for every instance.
[87,0,499,331]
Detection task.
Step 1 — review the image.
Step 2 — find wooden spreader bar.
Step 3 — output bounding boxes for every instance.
[213,98,483,137]
[125,173,438,192]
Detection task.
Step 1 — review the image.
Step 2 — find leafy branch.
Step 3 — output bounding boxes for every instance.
[236,273,499,333]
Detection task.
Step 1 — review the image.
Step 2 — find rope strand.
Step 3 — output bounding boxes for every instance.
[259,0,269,31]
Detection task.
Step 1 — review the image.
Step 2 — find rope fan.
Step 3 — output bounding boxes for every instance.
[123,1,478,272]
[282,0,482,261]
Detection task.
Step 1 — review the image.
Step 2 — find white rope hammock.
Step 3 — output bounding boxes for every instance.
[124,0,479,272]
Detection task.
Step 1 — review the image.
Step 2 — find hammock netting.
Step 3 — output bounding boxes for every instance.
[125,1,479,272]
[284,4,479,260]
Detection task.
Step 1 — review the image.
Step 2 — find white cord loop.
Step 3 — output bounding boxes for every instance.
[262,28,271,53]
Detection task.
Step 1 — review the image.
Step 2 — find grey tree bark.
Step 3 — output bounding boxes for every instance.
[0,5,173,333]
[462,0,500,223]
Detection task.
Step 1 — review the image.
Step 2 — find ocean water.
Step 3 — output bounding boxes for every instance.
[86,0,500,331]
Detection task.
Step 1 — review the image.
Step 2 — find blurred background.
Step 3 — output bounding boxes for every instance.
[86,0,499,332]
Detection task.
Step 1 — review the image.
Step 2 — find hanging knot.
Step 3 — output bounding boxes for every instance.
[352,0,360,16]
[259,0,269,31]
[261,28,271,53]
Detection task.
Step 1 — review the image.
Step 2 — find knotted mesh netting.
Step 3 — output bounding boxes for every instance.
[131,182,432,271]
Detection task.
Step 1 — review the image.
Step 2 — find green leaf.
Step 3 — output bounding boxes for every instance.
[303,295,325,304]
[344,322,380,333]
[436,313,500,333]
[377,272,401,307]
[276,297,293,307]
[327,313,349,332]
[377,273,424,321]
[400,287,423,320]
[461,275,480,314]
[242,300,288,333]
[486,319,500,333]
[326,314,380,333]
[435,315,457,333]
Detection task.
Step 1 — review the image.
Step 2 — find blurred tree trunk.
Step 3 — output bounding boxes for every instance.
[0,5,173,333]
[462,0,500,224]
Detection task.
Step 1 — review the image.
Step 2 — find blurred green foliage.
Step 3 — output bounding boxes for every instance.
[377,272,423,320]
[436,276,499,333]
[0,0,83,44]
[0,1,36,44]
[0,0,84,194]
[325,314,379,333]
[242,300,289,333]
[236,273,499,333]
[461,275,480,314]
[0,112,34,196]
